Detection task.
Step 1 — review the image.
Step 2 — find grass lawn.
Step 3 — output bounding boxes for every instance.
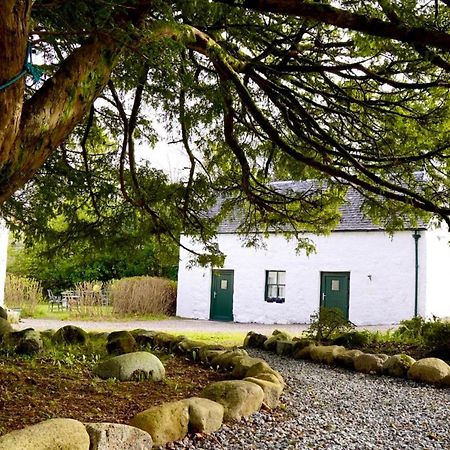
[27,304,170,322]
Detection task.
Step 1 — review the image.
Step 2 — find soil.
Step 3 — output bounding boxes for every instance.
[0,353,229,436]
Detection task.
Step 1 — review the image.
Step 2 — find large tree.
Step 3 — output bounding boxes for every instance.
[1,0,449,257]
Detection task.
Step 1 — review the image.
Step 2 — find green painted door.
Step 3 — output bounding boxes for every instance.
[320,272,350,319]
[210,270,234,321]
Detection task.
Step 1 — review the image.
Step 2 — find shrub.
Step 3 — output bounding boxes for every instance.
[306,307,355,342]
[422,319,450,361]
[4,274,43,316]
[394,316,428,342]
[109,276,176,316]
[72,280,111,317]
[332,330,371,348]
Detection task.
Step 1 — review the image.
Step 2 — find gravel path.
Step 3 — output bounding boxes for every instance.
[169,350,450,450]
[17,318,396,334]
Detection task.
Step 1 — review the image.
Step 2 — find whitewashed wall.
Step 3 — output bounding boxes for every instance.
[424,224,450,318]
[0,222,8,307]
[177,230,428,325]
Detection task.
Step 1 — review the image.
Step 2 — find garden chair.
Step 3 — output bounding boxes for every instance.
[47,289,63,311]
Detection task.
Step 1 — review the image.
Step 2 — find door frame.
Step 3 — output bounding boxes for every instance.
[320,271,350,319]
[210,269,234,321]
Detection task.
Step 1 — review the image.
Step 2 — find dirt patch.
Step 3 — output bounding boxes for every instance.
[0,353,229,436]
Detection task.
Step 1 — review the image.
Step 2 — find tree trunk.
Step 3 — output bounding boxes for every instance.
[0,0,31,167]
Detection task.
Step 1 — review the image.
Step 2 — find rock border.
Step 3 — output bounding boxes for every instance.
[0,328,285,449]
[244,330,450,387]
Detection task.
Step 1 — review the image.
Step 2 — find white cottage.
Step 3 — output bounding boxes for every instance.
[177,183,450,325]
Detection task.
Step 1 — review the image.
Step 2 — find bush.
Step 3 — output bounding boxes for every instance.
[394,316,428,342]
[422,320,450,360]
[332,331,371,348]
[72,280,111,317]
[4,274,43,316]
[109,276,176,316]
[306,307,355,342]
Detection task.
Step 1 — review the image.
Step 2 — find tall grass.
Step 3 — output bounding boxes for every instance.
[109,276,176,316]
[4,274,43,316]
[71,281,111,318]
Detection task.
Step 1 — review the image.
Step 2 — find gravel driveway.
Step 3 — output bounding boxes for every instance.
[171,350,450,450]
[17,317,396,334]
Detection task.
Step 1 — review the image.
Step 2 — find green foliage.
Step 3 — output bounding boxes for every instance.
[306,307,355,343]
[332,331,371,348]
[394,316,429,342]
[8,234,178,292]
[422,320,450,360]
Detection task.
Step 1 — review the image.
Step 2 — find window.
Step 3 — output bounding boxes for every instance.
[265,271,286,303]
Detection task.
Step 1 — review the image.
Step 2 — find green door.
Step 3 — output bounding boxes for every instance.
[320,272,350,319]
[210,270,234,321]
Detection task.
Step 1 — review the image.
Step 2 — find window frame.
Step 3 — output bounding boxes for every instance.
[265,270,286,303]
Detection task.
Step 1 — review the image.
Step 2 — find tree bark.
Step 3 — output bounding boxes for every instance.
[0,34,121,203]
[0,0,31,167]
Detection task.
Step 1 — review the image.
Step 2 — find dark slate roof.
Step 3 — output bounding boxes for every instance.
[215,180,427,234]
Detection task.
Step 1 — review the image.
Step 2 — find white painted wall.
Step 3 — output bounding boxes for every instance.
[424,224,450,319]
[177,230,428,325]
[0,222,8,307]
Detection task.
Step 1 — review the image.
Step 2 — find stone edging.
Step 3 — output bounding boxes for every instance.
[244,330,450,387]
[0,328,285,449]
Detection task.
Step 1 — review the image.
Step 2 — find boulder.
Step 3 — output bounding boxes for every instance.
[7,329,43,355]
[275,340,295,356]
[243,331,268,349]
[197,345,226,363]
[107,331,137,355]
[231,356,267,379]
[200,380,264,421]
[408,358,450,384]
[175,339,205,356]
[134,330,158,348]
[292,343,316,360]
[310,345,346,365]
[243,376,283,409]
[383,354,416,378]
[0,418,89,450]
[211,349,248,370]
[85,422,153,450]
[354,353,388,374]
[263,330,291,351]
[153,333,185,352]
[334,349,364,369]
[244,361,285,386]
[183,397,224,433]
[93,351,165,381]
[0,317,12,341]
[130,400,189,447]
[441,374,450,387]
[53,325,88,345]
[0,306,7,320]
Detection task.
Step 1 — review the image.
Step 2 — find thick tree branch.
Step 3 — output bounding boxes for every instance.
[215,0,450,51]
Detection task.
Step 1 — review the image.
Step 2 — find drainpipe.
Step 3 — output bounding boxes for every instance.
[412,230,421,317]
